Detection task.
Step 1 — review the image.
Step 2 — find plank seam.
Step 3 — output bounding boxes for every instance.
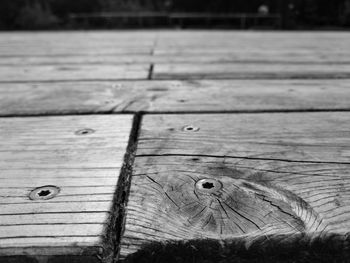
[103,113,143,263]
[147,64,154,80]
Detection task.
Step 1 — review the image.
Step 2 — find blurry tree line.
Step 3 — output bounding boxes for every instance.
[0,0,350,29]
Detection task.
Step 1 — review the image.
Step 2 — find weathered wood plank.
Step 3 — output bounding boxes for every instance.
[0,47,151,57]
[120,112,350,261]
[0,31,155,56]
[154,47,350,56]
[0,115,133,262]
[153,63,350,79]
[1,79,350,116]
[155,31,350,48]
[136,113,350,162]
[0,65,149,82]
[1,31,350,66]
[1,52,350,66]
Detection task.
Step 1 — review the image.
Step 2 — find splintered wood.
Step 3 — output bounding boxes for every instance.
[120,113,350,260]
[0,115,132,261]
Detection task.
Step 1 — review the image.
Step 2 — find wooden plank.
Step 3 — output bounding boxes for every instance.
[154,47,350,55]
[1,31,349,58]
[119,112,350,261]
[0,47,151,57]
[1,32,350,65]
[0,115,133,262]
[0,31,155,56]
[136,113,350,162]
[153,63,350,80]
[0,65,149,82]
[0,55,157,66]
[155,31,350,48]
[0,46,151,57]
[1,79,350,116]
[1,51,350,66]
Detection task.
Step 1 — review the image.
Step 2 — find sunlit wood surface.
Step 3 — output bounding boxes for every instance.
[0,31,350,263]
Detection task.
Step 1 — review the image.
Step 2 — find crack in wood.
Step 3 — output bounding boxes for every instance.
[135,153,350,165]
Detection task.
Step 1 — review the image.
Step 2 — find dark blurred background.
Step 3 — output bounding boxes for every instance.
[1,0,350,30]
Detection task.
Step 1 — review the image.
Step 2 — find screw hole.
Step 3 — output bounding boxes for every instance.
[37,190,51,197]
[29,186,60,200]
[202,182,214,189]
[182,125,200,132]
[75,128,95,136]
[195,179,222,193]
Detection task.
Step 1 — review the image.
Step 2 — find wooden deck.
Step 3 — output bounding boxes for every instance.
[0,30,350,263]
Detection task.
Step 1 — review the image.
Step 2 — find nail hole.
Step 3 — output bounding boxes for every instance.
[182,125,200,132]
[75,128,95,136]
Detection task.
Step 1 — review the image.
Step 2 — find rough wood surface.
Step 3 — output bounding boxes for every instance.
[153,63,350,80]
[155,31,350,50]
[1,31,349,66]
[2,31,350,262]
[2,52,350,66]
[0,65,149,82]
[0,115,133,262]
[120,112,350,261]
[1,79,350,116]
[0,31,154,56]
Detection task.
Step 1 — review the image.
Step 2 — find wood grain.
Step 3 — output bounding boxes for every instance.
[0,115,132,262]
[153,63,350,80]
[2,30,350,262]
[1,31,349,66]
[155,31,350,49]
[137,113,350,163]
[120,112,350,260]
[1,52,350,66]
[0,65,149,82]
[0,31,155,56]
[1,79,350,116]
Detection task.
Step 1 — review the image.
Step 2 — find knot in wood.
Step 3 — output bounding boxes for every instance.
[145,172,320,238]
